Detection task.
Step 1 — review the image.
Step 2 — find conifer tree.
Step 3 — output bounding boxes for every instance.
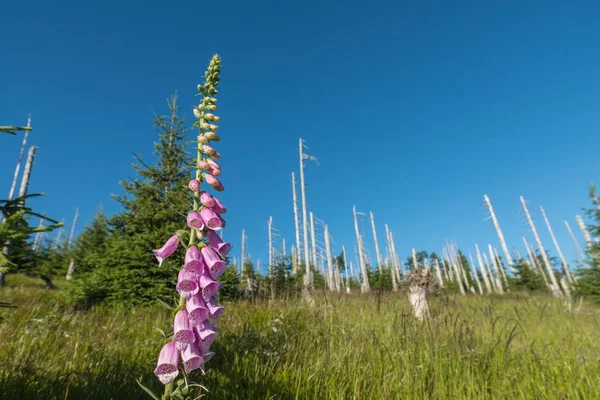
[69,93,191,306]
[575,185,600,301]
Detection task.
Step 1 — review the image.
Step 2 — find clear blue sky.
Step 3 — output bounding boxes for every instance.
[2,1,599,274]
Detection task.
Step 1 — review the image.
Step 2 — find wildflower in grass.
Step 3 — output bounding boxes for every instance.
[152,235,179,267]
[186,211,204,230]
[198,274,220,301]
[204,174,222,190]
[207,230,231,258]
[173,310,195,351]
[188,179,200,192]
[181,341,204,372]
[195,320,219,351]
[184,246,204,274]
[200,192,215,208]
[154,341,179,384]
[210,196,226,214]
[151,55,225,395]
[201,246,226,280]
[186,293,209,326]
[200,207,222,230]
[176,269,199,299]
[206,296,225,321]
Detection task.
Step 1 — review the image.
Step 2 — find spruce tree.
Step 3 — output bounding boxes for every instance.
[69,93,191,306]
[575,185,600,301]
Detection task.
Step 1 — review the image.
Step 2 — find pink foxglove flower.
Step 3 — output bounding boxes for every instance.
[154,341,179,384]
[186,211,204,230]
[152,235,179,267]
[195,320,218,351]
[154,56,225,388]
[205,174,222,190]
[188,179,200,192]
[207,296,225,322]
[176,269,200,299]
[184,246,204,274]
[218,214,227,228]
[182,341,204,372]
[173,310,195,351]
[200,207,222,230]
[210,196,227,214]
[186,293,209,326]
[198,274,220,301]
[201,246,226,280]
[207,230,231,258]
[200,192,216,208]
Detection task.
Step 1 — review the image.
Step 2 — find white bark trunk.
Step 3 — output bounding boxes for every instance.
[520,196,562,297]
[353,206,370,292]
[540,207,574,283]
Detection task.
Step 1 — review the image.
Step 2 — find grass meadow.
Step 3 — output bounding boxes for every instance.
[1,275,600,399]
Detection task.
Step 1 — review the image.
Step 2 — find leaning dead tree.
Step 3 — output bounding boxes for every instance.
[18,146,37,204]
[369,211,383,274]
[65,207,79,281]
[565,220,586,261]
[520,196,562,297]
[484,194,515,275]
[575,215,593,249]
[475,244,493,293]
[7,115,32,201]
[540,207,574,283]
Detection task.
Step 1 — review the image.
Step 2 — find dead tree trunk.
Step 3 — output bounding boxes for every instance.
[521,196,562,297]
[541,207,574,283]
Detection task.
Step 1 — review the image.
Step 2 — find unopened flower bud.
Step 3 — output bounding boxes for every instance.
[213,116,220,122]
[203,145,216,156]
[205,174,222,190]
[211,151,221,160]
[188,179,200,192]
[207,159,220,170]
[205,113,215,121]
[208,105,217,111]
[204,132,216,140]
[209,167,220,176]
[198,135,208,144]
[201,123,211,130]
[209,124,218,131]
[198,160,209,170]
[193,108,202,119]
[210,135,221,142]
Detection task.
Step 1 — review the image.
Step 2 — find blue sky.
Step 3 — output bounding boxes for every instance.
[1,1,599,274]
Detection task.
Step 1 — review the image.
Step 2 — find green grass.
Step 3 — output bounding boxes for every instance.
[2,275,600,399]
